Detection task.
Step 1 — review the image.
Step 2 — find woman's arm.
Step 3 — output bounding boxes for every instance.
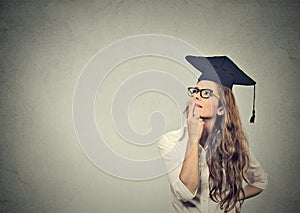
[240,149,268,200]
[179,138,200,195]
[238,184,263,201]
[179,98,204,195]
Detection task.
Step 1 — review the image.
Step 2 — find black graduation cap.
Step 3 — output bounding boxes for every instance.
[185,55,256,123]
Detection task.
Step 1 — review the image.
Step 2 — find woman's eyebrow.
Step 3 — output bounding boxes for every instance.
[196,86,211,90]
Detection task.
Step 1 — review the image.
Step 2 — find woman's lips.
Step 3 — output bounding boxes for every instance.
[195,104,202,108]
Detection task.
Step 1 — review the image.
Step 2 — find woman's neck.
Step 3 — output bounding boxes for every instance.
[199,116,217,147]
[199,129,208,148]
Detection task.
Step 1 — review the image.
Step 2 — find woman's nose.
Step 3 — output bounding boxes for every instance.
[193,92,201,100]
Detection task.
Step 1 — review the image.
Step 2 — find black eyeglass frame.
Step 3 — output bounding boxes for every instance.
[187,87,220,99]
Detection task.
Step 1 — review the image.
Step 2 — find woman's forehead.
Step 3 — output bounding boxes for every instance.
[196,80,218,89]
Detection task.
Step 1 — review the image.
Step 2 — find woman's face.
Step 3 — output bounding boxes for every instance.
[191,80,224,119]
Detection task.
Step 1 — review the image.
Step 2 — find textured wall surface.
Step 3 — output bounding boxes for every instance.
[0,0,299,212]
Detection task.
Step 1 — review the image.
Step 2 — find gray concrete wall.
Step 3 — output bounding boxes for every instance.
[0,0,299,212]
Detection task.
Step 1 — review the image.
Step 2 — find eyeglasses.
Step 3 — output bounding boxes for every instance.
[187,87,220,99]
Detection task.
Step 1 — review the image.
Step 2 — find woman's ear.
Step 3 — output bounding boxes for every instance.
[217,106,224,116]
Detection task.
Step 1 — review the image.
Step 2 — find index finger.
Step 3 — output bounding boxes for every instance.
[187,98,196,120]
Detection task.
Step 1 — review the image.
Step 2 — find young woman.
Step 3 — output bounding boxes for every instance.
[158,56,268,213]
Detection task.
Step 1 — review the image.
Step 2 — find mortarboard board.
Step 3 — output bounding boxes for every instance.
[185,55,256,123]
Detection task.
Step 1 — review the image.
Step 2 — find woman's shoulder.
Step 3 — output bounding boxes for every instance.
[157,125,187,151]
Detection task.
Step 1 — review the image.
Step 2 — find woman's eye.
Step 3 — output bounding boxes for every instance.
[204,90,211,95]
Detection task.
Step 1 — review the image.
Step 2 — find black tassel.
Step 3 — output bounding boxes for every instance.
[249,85,256,123]
[250,109,255,123]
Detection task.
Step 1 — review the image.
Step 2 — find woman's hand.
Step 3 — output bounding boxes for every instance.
[187,98,205,145]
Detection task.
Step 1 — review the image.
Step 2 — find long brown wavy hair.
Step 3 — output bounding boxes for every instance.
[184,83,251,212]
